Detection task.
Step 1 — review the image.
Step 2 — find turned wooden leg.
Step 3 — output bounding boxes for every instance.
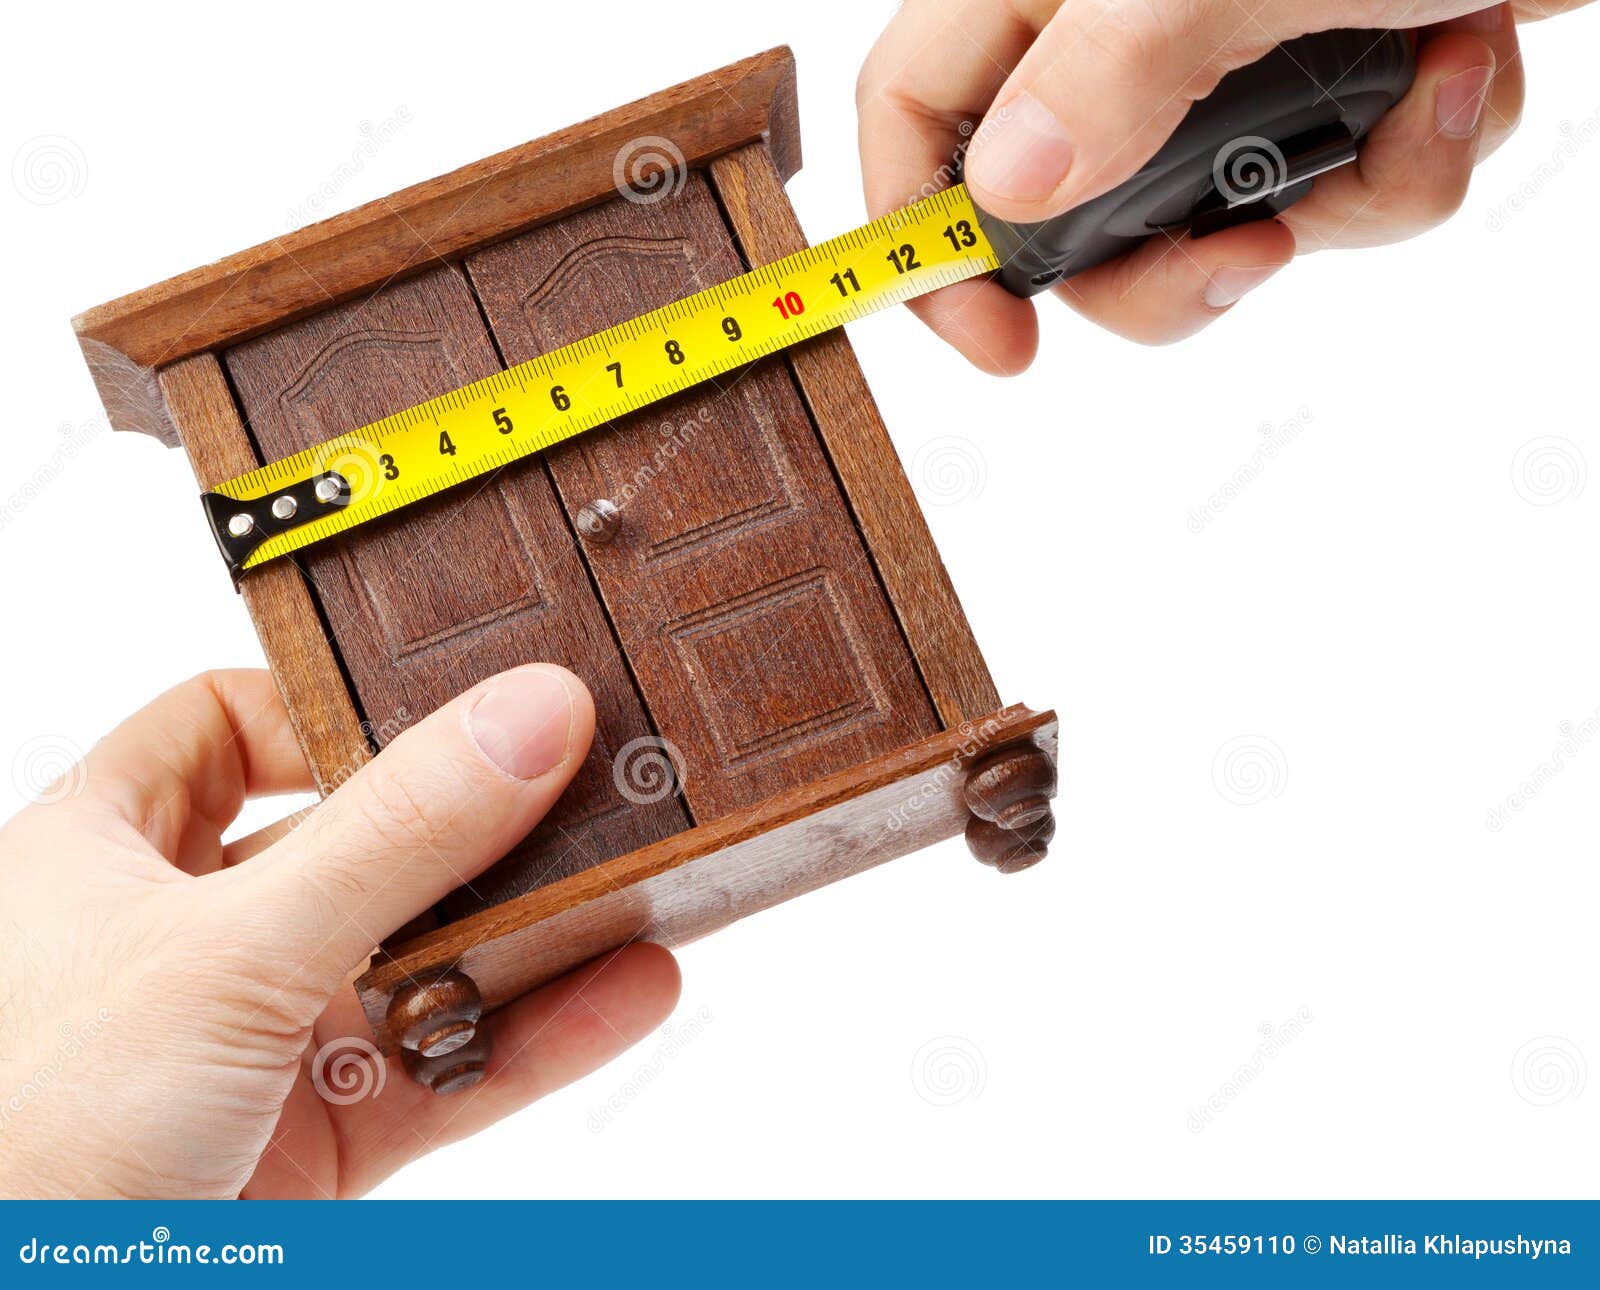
[387,969,484,1059]
[964,744,1056,873]
[387,969,493,1094]
[401,1028,493,1095]
[966,812,1055,873]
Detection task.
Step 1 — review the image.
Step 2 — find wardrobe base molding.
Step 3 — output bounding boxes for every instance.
[355,704,1058,1053]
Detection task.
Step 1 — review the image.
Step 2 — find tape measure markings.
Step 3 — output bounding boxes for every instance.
[209,184,999,573]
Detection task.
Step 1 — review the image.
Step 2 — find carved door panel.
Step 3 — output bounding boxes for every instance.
[467,177,940,818]
[225,266,688,912]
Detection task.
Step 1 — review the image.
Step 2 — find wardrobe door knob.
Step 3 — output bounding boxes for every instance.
[576,498,622,544]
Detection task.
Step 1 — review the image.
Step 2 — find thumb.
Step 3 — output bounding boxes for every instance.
[962,4,1300,224]
[237,663,594,986]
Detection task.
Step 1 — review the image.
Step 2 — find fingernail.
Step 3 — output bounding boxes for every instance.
[466,667,576,780]
[1204,264,1283,310]
[966,92,1074,205]
[1437,66,1493,139]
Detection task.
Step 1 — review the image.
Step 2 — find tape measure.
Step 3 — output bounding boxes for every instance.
[204,184,997,574]
[204,28,1415,577]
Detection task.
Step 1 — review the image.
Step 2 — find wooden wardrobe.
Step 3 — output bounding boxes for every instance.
[74,48,1057,1093]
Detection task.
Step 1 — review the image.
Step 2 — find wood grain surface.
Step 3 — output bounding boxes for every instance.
[466,175,940,818]
[357,704,1058,1047]
[225,266,688,906]
[158,353,372,792]
[707,145,1002,725]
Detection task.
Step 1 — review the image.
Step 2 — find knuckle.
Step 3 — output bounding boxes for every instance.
[209,969,329,1045]
[855,0,935,112]
[225,861,369,959]
[1411,170,1474,228]
[855,47,892,113]
[1071,0,1246,90]
[175,890,348,1025]
[347,760,478,858]
[352,773,444,856]
[288,855,374,920]
[1360,155,1474,235]
[178,669,227,696]
[1078,0,1178,88]
[854,55,880,113]
[173,668,249,716]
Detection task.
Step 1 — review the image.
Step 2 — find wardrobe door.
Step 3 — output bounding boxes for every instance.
[467,177,939,819]
[226,265,688,914]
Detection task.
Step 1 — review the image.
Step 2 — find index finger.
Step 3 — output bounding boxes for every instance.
[76,669,314,852]
[857,0,1041,373]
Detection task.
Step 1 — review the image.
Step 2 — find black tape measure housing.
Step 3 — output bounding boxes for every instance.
[978,29,1417,295]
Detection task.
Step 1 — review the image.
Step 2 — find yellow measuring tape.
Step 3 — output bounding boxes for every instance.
[207,183,999,575]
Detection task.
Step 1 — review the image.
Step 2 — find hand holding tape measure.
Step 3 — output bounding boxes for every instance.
[207,13,1537,575]
[863,1,1534,364]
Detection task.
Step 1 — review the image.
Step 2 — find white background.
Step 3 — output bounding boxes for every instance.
[2,1,1595,1198]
